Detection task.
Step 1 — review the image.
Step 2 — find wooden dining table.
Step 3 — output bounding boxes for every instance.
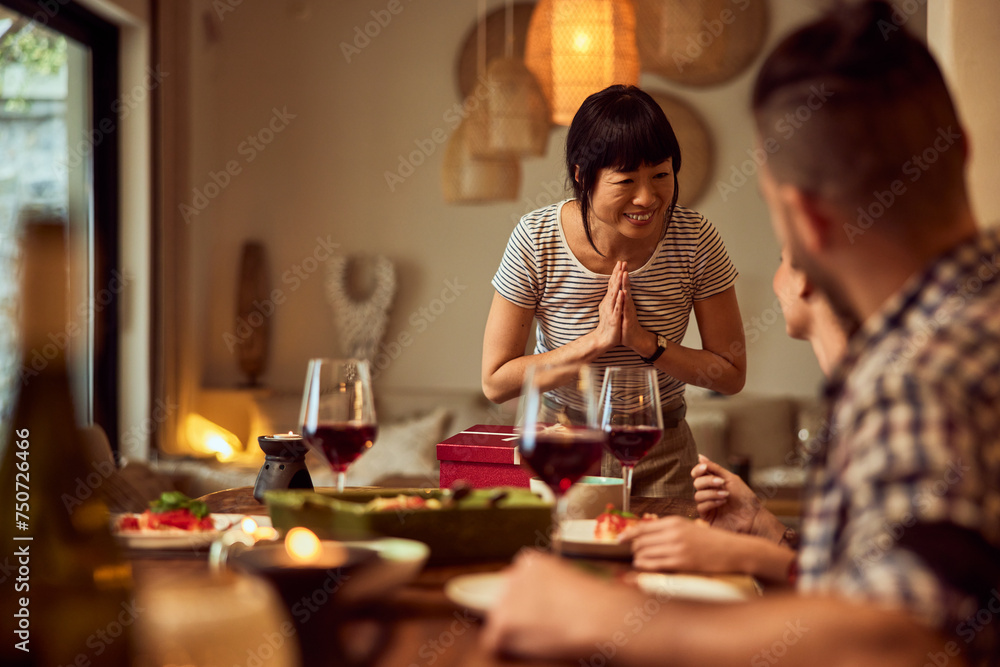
[126,487,758,667]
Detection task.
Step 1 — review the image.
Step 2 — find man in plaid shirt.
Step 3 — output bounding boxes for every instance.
[483,1,999,664]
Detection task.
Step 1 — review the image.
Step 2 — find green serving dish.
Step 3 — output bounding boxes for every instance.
[265,487,553,564]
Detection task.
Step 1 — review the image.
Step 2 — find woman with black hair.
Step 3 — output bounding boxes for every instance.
[482,84,746,498]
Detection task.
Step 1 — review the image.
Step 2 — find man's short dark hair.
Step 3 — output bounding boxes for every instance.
[752,0,965,227]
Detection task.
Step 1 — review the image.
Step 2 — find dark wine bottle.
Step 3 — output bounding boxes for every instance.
[0,221,134,666]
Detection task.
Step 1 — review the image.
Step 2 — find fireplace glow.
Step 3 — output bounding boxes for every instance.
[184,413,242,462]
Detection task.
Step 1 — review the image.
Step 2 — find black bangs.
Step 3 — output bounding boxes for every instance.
[596,99,682,175]
[567,86,682,178]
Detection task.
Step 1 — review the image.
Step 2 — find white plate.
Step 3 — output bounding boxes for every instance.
[445,572,508,615]
[558,519,632,559]
[113,514,269,550]
[635,572,760,602]
[442,569,756,615]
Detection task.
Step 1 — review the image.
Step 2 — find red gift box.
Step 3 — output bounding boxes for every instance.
[436,425,534,489]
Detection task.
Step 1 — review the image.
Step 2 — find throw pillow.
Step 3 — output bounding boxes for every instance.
[307,407,452,487]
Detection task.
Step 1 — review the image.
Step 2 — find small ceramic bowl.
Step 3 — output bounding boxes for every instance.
[529,475,624,519]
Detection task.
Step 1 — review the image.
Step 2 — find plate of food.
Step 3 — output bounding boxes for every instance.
[558,506,657,559]
[113,491,267,550]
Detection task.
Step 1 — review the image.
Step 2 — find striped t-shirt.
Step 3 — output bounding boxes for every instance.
[492,199,738,406]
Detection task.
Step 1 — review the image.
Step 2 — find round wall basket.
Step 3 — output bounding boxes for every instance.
[455,2,537,101]
[635,0,769,87]
[650,91,713,207]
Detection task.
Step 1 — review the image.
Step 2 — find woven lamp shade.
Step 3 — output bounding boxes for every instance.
[467,57,550,158]
[525,0,640,126]
[634,0,768,87]
[442,116,521,204]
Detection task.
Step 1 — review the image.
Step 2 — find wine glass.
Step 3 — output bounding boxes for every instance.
[517,364,606,554]
[599,366,664,513]
[299,358,377,493]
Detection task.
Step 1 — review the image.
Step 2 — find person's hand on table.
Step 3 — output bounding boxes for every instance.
[691,454,762,533]
[481,549,644,660]
[625,516,741,573]
[624,516,796,582]
[693,455,794,547]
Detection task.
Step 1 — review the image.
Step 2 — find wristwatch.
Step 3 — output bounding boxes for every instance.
[640,334,668,364]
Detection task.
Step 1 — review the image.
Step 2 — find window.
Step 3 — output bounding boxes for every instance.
[0,0,119,451]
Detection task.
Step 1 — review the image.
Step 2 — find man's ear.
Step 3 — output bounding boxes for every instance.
[782,186,835,254]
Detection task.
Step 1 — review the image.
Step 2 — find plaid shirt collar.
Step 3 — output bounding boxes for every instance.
[822,228,1000,414]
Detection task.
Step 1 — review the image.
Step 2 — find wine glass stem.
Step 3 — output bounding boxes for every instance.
[551,494,569,557]
[622,465,634,513]
[336,471,346,494]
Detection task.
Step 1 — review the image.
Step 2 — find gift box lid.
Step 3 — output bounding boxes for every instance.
[436,425,521,465]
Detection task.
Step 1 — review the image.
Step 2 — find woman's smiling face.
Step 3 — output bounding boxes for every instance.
[587,159,675,243]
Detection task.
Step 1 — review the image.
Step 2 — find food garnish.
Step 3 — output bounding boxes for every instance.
[593,504,656,541]
[116,491,215,532]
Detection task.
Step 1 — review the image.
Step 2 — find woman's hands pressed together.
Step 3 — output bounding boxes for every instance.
[593,261,626,351]
[593,261,657,358]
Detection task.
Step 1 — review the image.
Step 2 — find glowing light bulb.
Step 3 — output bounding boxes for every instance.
[573,31,591,52]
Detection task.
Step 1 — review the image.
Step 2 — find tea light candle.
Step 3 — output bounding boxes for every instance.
[240,516,278,543]
[268,432,301,440]
[284,527,322,564]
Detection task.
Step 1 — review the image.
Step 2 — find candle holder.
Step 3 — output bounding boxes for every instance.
[252,433,313,503]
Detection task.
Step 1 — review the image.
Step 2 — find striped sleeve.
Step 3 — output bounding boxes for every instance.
[691,214,738,300]
[492,217,540,309]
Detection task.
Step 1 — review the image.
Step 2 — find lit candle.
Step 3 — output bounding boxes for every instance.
[270,432,301,440]
[284,527,322,564]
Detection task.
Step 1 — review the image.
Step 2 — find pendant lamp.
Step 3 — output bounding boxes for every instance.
[468,0,549,158]
[524,0,640,126]
[441,115,521,204]
[468,56,550,158]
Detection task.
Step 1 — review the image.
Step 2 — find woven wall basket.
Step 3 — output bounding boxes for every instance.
[636,0,769,87]
[650,91,714,207]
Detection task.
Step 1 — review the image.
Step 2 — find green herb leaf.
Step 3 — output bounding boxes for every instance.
[602,507,639,520]
[148,491,208,517]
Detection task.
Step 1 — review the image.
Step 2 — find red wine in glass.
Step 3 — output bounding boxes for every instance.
[599,367,664,512]
[519,429,605,497]
[606,425,663,466]
[299,358,377,493]
[303,422,377,472]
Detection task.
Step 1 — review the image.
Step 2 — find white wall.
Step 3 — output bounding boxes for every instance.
[927,0,1000,228]
[184,0,849,399]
